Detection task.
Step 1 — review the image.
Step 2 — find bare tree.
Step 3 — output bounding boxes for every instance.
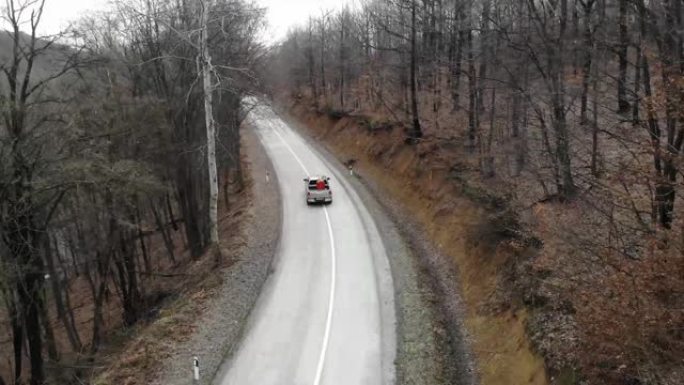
[0,1,87,382]
[199,0,220,260]
[616,0,630,113]
[0,0,265,382]
[408,0,422,140]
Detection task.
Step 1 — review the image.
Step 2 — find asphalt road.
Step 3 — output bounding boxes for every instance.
[214,103,396,385]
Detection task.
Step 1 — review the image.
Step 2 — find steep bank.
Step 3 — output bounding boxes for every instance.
[282,100,549,385]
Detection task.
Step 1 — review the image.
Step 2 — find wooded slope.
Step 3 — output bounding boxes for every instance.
[0,1,264,384]
[268,0,684,384]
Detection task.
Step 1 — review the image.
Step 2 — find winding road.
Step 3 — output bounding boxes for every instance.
[214,102,396,385]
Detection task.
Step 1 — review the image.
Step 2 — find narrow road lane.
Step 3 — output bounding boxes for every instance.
[214,103,396,385]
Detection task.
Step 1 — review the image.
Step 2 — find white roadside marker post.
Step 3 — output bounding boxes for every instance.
[193,356,200,383]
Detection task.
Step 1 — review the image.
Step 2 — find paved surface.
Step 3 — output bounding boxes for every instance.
[214,103,396,385]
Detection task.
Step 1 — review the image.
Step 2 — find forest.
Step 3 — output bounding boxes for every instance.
[268,0,684,384]
[0,0,264,383]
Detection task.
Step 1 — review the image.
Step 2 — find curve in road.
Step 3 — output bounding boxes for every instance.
[214,103,396,385]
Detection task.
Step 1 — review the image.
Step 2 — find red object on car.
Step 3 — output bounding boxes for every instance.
[304,175,333,205]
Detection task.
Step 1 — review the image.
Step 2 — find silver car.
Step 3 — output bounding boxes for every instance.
[304,176,333,205]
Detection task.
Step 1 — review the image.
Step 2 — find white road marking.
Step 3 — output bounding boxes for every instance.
[271,126,337,385]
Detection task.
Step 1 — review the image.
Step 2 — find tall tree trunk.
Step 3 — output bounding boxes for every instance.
[539,110,562,194]
[591,74,600,176]
[165,193,178,231]
[515,68,530,175]
[84,250,110,355]
[451,16,464,111]
[7,293,23,385]
[483,86,497,178]
[151,200,177,265]
[632,46,642,125]
[339,11,346,109]
[6,206,47,385]
[511,91,521,139]
[39,286,59,362]
[135,202,151,274]
[44,235,82,352]
[308,17,318,107]
[617,0,630,113]
[580,0,595,125]
[553,0,577,199]
[655,0,684,228]
[640,53,665,226]
[178,168,203,257]
[121,232,141,326]
[467,26,478,150]
[409,0,422,141]
[200,0,220,258]
[20,247,46,385]
[477,0,491,114]
[553,91,576,199]
[319,17,327,105]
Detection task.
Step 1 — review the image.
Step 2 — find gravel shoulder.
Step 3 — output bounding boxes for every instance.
[152,126,281,385]
[274,104,478,385]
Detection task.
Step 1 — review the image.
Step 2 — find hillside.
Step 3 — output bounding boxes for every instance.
[281,91,683,385]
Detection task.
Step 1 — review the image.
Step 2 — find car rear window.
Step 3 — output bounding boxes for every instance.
[308,180,329,190]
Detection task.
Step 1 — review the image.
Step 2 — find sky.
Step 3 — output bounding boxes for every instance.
[32,0,355,43]
[257,0,355,41]
[38,0,110,34]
